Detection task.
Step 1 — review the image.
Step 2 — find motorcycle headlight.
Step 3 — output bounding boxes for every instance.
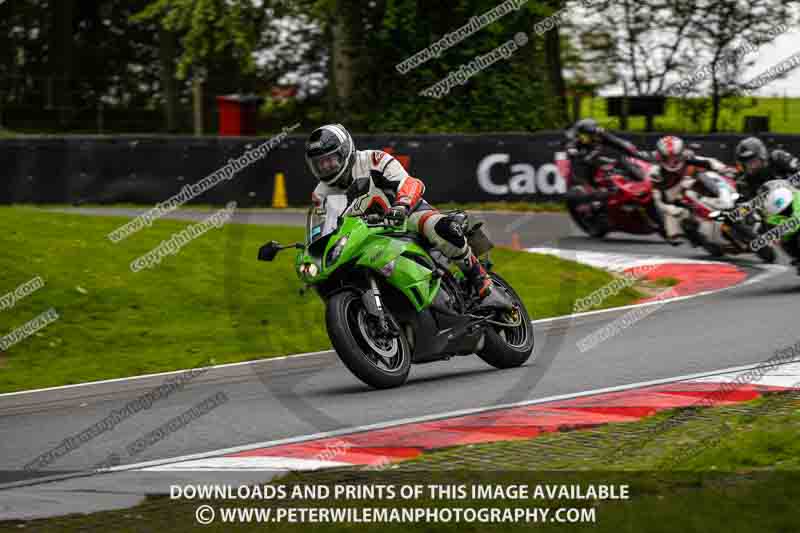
[299,263,319,278]
[326,236,348,266]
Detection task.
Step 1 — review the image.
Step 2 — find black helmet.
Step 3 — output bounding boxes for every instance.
[735,137,768,177]
[305,124,355,186]
[568,118,600,146]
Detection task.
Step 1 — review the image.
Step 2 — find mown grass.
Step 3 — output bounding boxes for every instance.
[580,96,800,134]
[0,207,642,392]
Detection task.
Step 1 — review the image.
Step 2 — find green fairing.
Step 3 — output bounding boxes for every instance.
[765,192,800,243]
[295,215,441,312]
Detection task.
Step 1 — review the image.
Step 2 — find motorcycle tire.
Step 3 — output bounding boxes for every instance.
[756,245,777,264]
[730,222,776,264]
[477,273,535,369]
[326,290,411,389]
[567,186,609,239]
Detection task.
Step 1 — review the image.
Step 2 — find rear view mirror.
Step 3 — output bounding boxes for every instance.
[258,241,282,262]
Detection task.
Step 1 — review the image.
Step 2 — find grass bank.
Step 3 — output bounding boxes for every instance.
[0,207,642,392]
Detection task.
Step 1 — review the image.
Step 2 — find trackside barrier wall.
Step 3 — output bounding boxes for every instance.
[2,133,799,206]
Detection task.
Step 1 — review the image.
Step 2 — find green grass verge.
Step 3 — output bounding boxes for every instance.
[395,389,800,471]
[5,391,799,532]
[651,276,680,288]
[0,207,642,392]
[579,96,800,134]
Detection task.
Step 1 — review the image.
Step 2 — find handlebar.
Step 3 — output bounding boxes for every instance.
[365,213,406,229]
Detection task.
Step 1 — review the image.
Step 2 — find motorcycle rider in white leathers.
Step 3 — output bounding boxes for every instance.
[305,124,511,309]
[640,136,732,243]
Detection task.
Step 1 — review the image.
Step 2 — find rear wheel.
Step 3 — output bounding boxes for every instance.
[326,291,411,389]
[477,273,535,369]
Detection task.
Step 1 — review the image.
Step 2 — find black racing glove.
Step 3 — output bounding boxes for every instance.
[388,204,409,226]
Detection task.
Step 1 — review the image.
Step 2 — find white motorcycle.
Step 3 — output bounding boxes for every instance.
[681,171,776,263]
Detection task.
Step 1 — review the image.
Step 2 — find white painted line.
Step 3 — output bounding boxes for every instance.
[740,264,792,286]
[143,457,351,472]
[104,358,800,474]
[526,247,731,271]
[0,350,335,398]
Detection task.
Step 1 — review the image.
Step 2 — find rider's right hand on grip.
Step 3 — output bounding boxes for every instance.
[366,213,384,225]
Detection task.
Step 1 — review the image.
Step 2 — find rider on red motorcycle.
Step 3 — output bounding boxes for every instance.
[644,136,733,243]
[564,119,649,185]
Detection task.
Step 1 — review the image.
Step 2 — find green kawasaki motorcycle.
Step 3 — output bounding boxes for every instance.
[258,178,535,389]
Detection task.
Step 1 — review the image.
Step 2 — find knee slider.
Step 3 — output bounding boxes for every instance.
[434,216,467,249]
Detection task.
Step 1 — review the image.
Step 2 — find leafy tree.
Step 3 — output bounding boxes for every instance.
[687,0,795,132]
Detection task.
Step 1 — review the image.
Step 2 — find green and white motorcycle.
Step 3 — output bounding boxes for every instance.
[258,178,535,389]
[750,180,800,273]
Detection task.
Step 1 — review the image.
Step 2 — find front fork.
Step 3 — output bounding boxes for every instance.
[361,273,395,335]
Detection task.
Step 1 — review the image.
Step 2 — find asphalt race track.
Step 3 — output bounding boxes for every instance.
[0,207,797,519]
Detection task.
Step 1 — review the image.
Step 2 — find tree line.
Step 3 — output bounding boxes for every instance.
[0,0,794,134]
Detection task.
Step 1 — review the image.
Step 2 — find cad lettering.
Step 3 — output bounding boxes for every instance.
[477,153,566,196]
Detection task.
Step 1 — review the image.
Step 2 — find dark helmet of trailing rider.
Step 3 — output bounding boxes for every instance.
[305,124,356,187]
[568,118,601,146]
[735,137,768,177]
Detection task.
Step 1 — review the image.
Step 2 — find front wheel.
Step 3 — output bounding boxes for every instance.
[477,273,535,369]
[326,291,411,389]
[729,222,776,264]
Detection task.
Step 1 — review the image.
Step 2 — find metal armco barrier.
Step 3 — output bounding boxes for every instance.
[2,133,800,206]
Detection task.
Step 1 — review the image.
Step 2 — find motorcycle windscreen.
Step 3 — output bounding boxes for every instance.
[308,194,348,244]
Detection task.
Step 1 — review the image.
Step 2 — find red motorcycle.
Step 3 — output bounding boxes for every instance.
[556,152,662,239]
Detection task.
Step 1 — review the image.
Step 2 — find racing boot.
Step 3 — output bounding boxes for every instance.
[461,254,513,310]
